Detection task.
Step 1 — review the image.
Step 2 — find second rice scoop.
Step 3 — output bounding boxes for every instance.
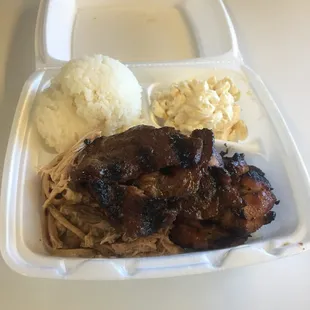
[35,55,143,153]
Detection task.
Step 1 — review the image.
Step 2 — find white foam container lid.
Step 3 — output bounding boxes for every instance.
[1,0,310,280]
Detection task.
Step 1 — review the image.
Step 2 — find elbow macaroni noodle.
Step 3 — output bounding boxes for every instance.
[151,76,248,141]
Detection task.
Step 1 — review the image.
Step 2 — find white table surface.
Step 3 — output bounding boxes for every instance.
[0,0,309,309]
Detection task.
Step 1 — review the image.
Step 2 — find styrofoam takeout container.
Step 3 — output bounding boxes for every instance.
[1,0,310,280]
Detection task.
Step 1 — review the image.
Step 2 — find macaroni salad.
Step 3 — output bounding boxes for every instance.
[151,77,248,141]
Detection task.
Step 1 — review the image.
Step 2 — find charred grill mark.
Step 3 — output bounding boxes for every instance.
[223,153,249,179]
[106,162,123,181]
[264,211,276,224]
[137,146,156,172]
[240,169,272,192]
[159,167,173,175]
[170,134,202,168]
[88,178,125,207]
[106,204,124,224]
[140,198,170,236]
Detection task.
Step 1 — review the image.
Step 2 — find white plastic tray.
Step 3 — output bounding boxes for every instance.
[1,0,310,280]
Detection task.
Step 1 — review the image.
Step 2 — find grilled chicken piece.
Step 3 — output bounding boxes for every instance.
[71,125,204,184]
[222,154,278,220]
[171,152,278,249]
[68,125,278,247]
[69,126,209,238]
